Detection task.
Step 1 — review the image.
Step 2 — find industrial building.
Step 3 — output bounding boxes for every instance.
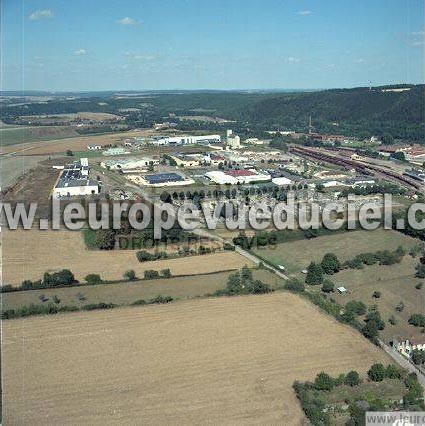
[126,172,194,187]
[52,158,99,198]
[100,157,159,171]
[271,177,293,186]
[205,169,271,185]
[148,134,221,146]
[226,129,241,149]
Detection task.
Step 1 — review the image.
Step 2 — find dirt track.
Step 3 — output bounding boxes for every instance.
[3,293,389,425]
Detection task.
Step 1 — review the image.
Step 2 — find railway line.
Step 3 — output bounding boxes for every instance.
[290,145,423,191]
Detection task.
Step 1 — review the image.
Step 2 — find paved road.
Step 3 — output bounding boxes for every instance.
[379,339,425,390]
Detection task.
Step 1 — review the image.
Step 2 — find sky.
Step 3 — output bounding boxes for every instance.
[1,0,424,91]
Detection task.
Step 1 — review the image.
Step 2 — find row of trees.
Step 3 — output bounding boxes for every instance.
[305,248,405,286]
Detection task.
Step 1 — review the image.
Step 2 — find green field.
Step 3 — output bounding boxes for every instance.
[0,125,80,146]
[252,229,417,274]
[2,269,284,311]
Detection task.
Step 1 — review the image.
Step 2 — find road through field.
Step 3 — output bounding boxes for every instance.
[3,292,389,425]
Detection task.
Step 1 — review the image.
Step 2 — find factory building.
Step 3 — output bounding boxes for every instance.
[52,158,99,198]
[205,169,271,185]
[226,129,241,149]
[100,157,159,171]
[148,134,221,146]
[126,172,194,187]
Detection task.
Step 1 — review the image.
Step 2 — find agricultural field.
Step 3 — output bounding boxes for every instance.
[22,112,122,123]
[1,128,153,155]
[252,229,418,275]
[0,154,53,188]
[3,292,389,425]
[0,125,80,147]
[331,257,425,344]
[2,229,252,285]
[2,158,65,205]
[2,269,283,311]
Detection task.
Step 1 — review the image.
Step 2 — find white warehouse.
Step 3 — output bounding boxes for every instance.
[149,134,221,146]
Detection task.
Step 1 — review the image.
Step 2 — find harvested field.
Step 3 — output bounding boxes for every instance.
[25,112,122,123]
[1,129,154,155]
[0,155,52,188]
[2,229,252,285]
[2,269,283,310]
[3,292,389,425]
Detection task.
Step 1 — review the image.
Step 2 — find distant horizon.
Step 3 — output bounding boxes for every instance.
[0,82,421,96]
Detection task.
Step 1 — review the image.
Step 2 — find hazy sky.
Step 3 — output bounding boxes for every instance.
[2,0,424,91]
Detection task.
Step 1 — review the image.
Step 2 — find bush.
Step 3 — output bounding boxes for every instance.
[321,280,335,293]
[385,364,401,379]
[368,363,386,382]
[149,295,173,304]
[314,372,334,391]
[84,274,103,285]
[82,302,116,310]
[161,268,172,278]
[344,257,364,269]
[132,299,147,306]
[408,313,425,327]
[284,278,305,293]
[344,371,361,387]
[144,270,160,280]
[136,250,167,262]
[124,270,136,281]
[372,291,381,299]
[94,229,116,250]
[345,300,367,316]
[415,282,423,290]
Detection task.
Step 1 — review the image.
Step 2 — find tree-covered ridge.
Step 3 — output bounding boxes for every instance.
[236,85,425,139]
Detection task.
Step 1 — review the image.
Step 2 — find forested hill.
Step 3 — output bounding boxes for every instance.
[230,85,424,140]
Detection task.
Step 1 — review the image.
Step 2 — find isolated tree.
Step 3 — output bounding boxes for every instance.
[344,371,361,387]
[367,363,386,382]
[372,291,381,299]
[305,262,324,285]
[85,274,102,285]
[321,253,341,275]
